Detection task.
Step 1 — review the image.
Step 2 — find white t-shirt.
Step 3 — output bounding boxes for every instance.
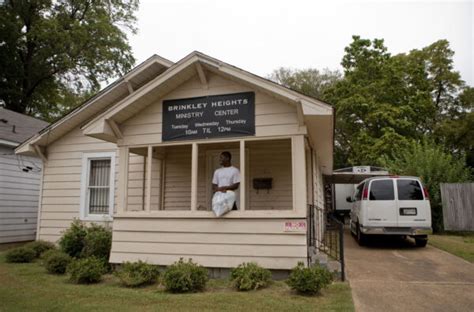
[212,166,240,187]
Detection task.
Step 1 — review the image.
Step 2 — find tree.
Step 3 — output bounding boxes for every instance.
[324,36,468,168]
[268,67,341,101]
[380,140,472,232]
[0,0,138,121]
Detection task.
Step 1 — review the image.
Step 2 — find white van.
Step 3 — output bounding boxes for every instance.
[347,176,432,247]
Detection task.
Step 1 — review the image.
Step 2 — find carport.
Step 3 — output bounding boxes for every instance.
[323,166,390,212]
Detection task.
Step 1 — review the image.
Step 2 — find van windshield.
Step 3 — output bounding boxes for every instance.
[369,179,394,200]
[397,179,424,200]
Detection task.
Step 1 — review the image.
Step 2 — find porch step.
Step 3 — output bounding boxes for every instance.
[311,252,342,277]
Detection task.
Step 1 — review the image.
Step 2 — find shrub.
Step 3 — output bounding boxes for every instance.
[380,140,473,232]
[230,262,272,291]
[115,261,160,287]
[67,257,106,284]
[81,224,112,261]
[286,262,333,295]
[5,247,36,263]
[43,250,71,274]
[59,220,87,258]
[163,258,208,293]
[24,240,56,258]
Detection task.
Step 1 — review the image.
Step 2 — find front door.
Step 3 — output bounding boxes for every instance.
[206,149,241,209]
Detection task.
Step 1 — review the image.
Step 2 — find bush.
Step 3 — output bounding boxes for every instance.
[5,247,36,263]
[230,262,272,291]
[380,140,473,232]
[24,240,56,258]
[286,262,333,295]
[115,261,160,287]
[163,258,208,293]
[81,224,112,261]
[67,257,106,284]
[43,250,71,274]
[59,220,87,258]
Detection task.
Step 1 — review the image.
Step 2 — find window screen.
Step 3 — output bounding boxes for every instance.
[87,159,111,214]
[369,180,394,200]
[397,179,424,200]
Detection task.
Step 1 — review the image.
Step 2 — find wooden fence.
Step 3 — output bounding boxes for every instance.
[440,183,474,231]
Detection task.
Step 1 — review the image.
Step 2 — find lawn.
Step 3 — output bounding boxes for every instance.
[429,232,474,263]
[0,251,354,312]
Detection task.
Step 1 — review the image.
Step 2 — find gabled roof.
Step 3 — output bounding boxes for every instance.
[15,54,173,154]
[0,108,48,146]
[16,51,334,173]
[82,51,332,134]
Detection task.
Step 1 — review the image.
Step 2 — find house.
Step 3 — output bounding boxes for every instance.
[0,108,48,243]
[16,52,334,270]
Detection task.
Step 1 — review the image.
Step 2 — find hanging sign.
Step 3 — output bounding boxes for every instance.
[162,92,255,141]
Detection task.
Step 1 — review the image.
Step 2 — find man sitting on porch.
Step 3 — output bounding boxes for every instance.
[212,151,240,210]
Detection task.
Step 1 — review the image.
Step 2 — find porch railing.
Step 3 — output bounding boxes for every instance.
[307,204,345,281]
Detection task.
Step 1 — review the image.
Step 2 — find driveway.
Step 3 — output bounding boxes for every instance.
[344,231,474,312]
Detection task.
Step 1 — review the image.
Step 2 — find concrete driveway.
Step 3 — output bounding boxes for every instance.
[344,231,474,312]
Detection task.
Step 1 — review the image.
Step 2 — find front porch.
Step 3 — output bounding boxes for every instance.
[116,136,307,218]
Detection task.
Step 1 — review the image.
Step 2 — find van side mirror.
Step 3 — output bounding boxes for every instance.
[346,196,354,203]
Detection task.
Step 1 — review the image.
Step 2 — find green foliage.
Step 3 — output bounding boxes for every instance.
[269,67,341,100]
[81,224,112,262]
[0,0,138,121]
[163,258,208,293]
[115,261,160,287]
[24,240,56,258]
[59,220,87,258]
[323,36,469,168]
[286,262,333,295]
[5,247,36,263]
[42,250,71,274]
[58,221,111,265]
[67,257,106,284]
[230,262,272,291]
[380,140,473,232]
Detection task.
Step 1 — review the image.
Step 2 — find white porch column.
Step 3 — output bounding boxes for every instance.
[117,146,129,213]
[145,145,152,212]
[292,135,307,213]
[240,140,246,211]
[191,143,198,211]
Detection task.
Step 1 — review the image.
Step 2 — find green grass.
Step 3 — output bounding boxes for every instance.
[429,232,474,263]
[0,251,354,312]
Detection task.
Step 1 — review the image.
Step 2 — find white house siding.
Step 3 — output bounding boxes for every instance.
[38,128,119,243]
[109,217,307,270]
[0,146,41,243]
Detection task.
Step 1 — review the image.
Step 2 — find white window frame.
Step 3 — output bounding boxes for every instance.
[80,152,116,221]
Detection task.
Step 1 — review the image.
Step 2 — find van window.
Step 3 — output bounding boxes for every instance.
[369,180,394,200]
[355,183,365,201]
[397,179,424,200]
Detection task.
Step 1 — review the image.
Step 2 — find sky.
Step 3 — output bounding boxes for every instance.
[128,0,473,86]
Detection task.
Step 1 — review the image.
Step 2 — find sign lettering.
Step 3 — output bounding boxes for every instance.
[162,92,255,141]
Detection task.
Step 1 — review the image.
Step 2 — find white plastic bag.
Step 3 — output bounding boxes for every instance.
[212,191,236,217]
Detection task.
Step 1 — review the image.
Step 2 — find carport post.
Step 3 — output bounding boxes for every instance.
[339,223,345,281]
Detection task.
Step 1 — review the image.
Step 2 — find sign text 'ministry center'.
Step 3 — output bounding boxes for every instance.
[162,92,255,141]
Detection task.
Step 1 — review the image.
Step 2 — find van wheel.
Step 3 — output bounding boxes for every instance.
[357,223,367,246]
[415,238,428,247]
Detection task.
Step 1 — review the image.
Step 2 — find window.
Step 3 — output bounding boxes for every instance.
[369,179,394,200]
[80,152,115,220]
[355,183,365,201]
[397,179,424,200]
